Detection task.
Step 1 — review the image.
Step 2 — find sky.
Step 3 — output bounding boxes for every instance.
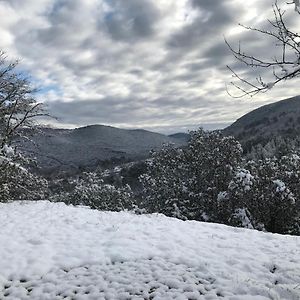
[0,0,300,134]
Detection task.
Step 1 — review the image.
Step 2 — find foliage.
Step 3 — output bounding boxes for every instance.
[140,146,190,219]
[51,172,136,212]
[224,157,299,234]
[141,129,300,235]
[0,146,48,202]
[244,156,300,234]
[141,129,243,221]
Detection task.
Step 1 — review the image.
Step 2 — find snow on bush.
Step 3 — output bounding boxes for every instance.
[51,172,136,212]
[0,145,48,202]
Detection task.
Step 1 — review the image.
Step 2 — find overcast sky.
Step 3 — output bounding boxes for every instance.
[1,0,299,133]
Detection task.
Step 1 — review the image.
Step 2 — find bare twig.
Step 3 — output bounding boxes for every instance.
[226,1,300,98]
[0,51,51,148]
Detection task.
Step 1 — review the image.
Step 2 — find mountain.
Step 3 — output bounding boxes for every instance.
[168,132,190,142]
[19,125,186,174]
[223,95,300,149]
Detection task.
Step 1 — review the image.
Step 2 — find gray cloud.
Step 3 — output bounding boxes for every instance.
[0,0,299,133]
[166,0,238,51]
[103,0,160,42]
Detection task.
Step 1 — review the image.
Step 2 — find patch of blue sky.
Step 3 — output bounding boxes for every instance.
[14,65,62,100]
[36,84,62,97]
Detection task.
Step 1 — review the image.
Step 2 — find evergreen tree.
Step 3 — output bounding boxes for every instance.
[140,146,190,219]
[141,129,300,235]
[238,158,299,234]
[185,129,242,221]
[141,129,243,221]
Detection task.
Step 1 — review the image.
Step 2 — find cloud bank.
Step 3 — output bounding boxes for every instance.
[0,0,299,132]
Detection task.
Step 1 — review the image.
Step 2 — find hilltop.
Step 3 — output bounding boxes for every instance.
[223,96,300,149]
[18,125,185,174]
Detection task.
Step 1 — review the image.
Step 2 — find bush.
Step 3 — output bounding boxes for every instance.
[51,172,136,212]
[0,146,48,202]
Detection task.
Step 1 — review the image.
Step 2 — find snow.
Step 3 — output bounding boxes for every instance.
[273,179,286,193]
[232,208,254,230]
[234,170,254,191]
[264,82,275,90]
[2,145,14,156]
[0,144,14,163]
[0,201,299,300]
[217,191,228,202]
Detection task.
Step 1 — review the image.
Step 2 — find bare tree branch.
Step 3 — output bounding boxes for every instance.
[0,51,51,148]
[226,1,300,98]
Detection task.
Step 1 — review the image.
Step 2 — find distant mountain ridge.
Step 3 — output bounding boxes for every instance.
[168,132,190,142]
[223,95,300,149]
[20,96,300,174]
[19,125,186,174]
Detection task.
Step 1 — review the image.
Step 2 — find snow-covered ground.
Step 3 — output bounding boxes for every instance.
[0,201,299,300]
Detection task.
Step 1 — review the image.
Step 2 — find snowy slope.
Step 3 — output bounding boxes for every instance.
[0,201,299,300]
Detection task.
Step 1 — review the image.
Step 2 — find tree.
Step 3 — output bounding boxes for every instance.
[218,168,257,229]
[0,51,46,147]
[140,146,190,219]
[0,51,48,202]
[185,130,243,221]
[140,129,300,234]
[243,157,299,234]
[140,129,243,221]
[226,0,300,97]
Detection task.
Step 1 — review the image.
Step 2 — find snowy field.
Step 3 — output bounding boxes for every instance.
[0,201,299,300]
